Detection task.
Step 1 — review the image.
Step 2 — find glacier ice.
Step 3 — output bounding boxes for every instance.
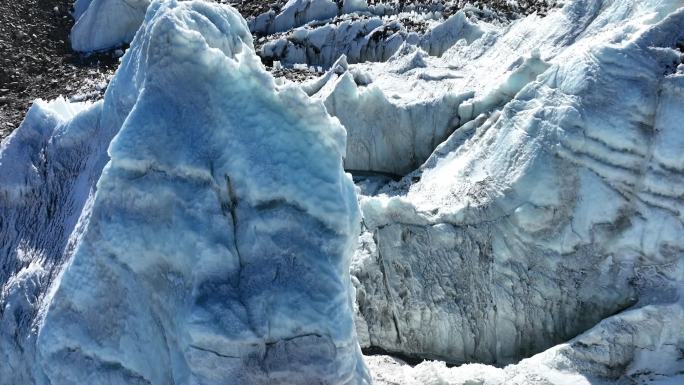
[260,16,403,68]
[2,1,370,384]
[342,0,684,375]
[368,299,684,385]
[3,0,684,384]
[0,98,106,384]
[71,0,151,52]
[261,11,483,69]
[248,0,426,36]
[305,51,472,175]
[251,0,339,35]
[70,0,397,53]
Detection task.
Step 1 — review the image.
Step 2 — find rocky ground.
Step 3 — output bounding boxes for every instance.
[0,0,119,139]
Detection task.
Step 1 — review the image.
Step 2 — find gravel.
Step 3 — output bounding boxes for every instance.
[0,0,119,139]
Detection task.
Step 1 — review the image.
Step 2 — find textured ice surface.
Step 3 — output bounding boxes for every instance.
[338,0,684,378]
[4,0,684,384]
[367,298,684,385]
[261,11,483,69]
[71,0,151,52]
[2,1,369,384]
[0,98,106,384]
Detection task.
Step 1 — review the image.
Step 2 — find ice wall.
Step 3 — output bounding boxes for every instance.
[71,0,151,52]
[348,0,684,370]
[368,299,684,384]
[2,1,370,384]
[261,11,483,69]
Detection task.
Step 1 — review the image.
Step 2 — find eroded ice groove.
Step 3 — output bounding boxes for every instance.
[367,299,684,384]
[345,0,684,376]
[0,38,151,381]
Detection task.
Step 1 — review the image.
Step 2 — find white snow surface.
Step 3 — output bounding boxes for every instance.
[3,1,369,384]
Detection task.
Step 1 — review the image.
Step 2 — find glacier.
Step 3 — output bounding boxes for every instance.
[2,1,369,384]
[70,0,407,52]
[261,11,484,69]
[339,0,684,379]
[71,0,151,52]
[2,0,684,384]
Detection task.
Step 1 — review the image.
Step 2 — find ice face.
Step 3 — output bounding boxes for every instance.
[71,0,151,52]
[2,1,369,384]
[367,299,684,385]
[0,98,106,385]
[345,0,684,374]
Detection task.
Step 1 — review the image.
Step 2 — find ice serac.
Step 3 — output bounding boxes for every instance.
[347,0,684,375]
[71,0,151,52]
[27,1,371,384]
